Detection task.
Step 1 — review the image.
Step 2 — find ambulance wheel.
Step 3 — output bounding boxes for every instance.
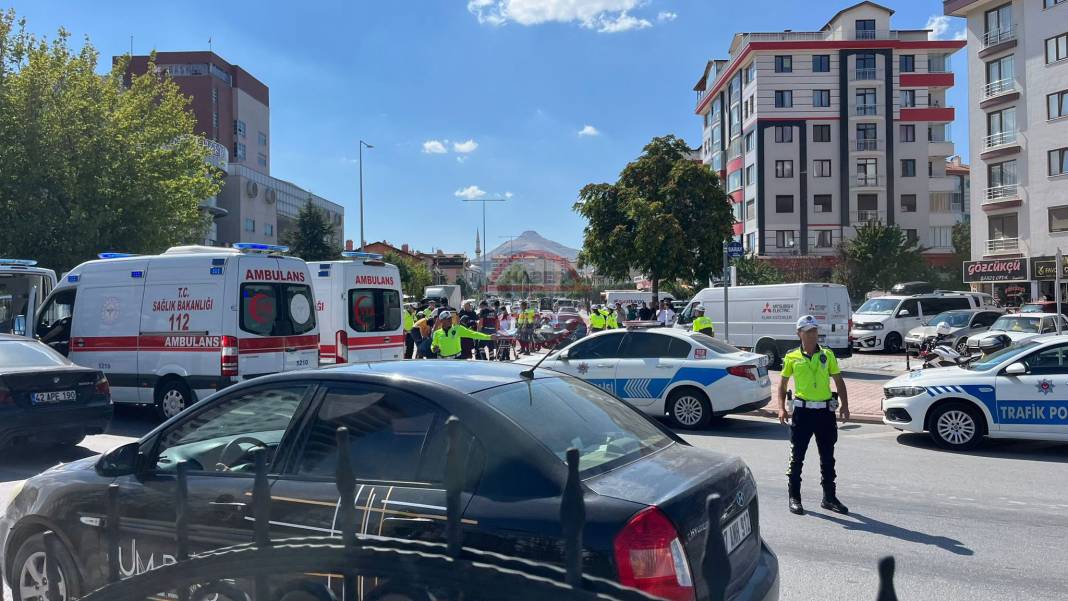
[928,402,983,451]
[155,378,193,420]
[12,532,82,601]
[667,387,712,430]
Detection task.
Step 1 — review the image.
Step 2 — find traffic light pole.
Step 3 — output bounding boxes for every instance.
[723,240,729,342]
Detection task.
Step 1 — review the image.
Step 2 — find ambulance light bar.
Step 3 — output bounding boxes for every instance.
[233,243,289,254]
[341,251,384,260]
[0,259,38,266]
[98,253,136,259]
[623,320,664,329]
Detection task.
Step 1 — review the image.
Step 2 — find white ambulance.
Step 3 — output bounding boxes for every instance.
[0,259,57,336]
[311,252,404,363]
[33,243,319,419]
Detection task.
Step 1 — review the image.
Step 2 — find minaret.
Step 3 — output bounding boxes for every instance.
[475,230,481,258]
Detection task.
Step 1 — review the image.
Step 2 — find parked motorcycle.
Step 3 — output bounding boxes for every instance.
[918,323,972,368]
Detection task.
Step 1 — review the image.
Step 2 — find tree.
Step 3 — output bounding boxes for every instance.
[282,203,339,261]
[383,252,431,298]
[573,135,733,306]
[454,274,471,299]
[733,255,782,286]
[833,222,927,301]
[0,12,222,272]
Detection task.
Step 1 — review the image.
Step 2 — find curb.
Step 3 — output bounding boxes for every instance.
[747,408,885,425]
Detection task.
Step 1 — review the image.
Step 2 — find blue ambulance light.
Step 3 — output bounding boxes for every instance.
[319,264,332,270]
[210,267,224,275]
[67,274,80,283]
[98,252,136,259]
[233,243,289,253]
[341,251,383,260]
[0,259,38,266]
[131,271,144,278]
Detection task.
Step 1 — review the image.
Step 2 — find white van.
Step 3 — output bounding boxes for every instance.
[311,252,404,364]
[34,244,319,419]
[851,292,996,352]
[0,259,57,336]
[677,283,852,368]
[424,284,461,310]
[604,290,655,307]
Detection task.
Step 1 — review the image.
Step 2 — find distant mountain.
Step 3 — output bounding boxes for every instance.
[483,230,579,262]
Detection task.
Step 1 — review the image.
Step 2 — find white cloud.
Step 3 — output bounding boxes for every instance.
[456,156,468,164]
[422,139,448,154]
[925,15,964,41]
[454,185,487,200]
[578,124,600,137]
[504,191,514,199]
[453,139,479,153]
[657,11,677,22]
[468,0,653,33]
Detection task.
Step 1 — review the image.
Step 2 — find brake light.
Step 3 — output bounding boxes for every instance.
[613,507,695,601]
[335,330,349,364]
[221,335,239,377]
[727,364,757,380]
[95,375,111,398]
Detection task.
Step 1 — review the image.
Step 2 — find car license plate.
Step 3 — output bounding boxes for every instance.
[33,390,76,404]
[722,508,752,554]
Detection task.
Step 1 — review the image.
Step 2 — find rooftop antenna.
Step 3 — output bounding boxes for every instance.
[129,35,133,55]
[208,36,213,52]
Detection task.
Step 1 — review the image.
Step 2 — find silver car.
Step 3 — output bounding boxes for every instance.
[904,309,1004,354]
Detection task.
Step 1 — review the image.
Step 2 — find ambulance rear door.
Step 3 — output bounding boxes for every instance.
[346,262,404,362]
[310,262,341,364]
[233,255,317,377]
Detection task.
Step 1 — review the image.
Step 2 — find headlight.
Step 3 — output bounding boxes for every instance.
[869,323,884,330]
[7,479,26,506]
[885,386,926,398]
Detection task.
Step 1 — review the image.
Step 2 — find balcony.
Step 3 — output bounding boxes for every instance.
[929,177,957,193]
[852,210,882,224]
[852,175,881,188]
[981,184,1022,210]
[981,78,1020,109]
[980,130,1021,160]
[852,138,884,152]
[928,140,955,157]
[899,73,955,88]
[980,27,1016,55]
[854,104,878,116]
[899,107,955,123]
[986,237,1020,255]
[852,68,879,81]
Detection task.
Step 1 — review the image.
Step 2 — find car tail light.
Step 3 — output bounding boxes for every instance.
[335,330,349,364]
[727,364,758,380]
[613,507,695,601]
[221,335,239,377]
[95,375,111,398]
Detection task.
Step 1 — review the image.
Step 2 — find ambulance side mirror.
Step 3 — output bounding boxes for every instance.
[96,442,142,477]
[1004,362,1027,376]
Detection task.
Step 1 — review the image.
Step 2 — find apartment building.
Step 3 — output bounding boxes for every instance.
[945,0,1068,302]
[693,2,967,273]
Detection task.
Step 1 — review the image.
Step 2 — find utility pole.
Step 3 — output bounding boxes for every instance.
[723,240,729,342]
[1057,248,1063,335]
[358,140,373,251]
[460,198,507,295]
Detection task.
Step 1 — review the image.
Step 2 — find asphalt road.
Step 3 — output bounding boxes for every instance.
[1,408,1066,601]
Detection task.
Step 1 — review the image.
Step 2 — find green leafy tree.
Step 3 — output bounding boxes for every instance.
[733,255,783,286]
[0,12,222,272]
[951,220,971,263]
[833,222,927,301]
[383,252,431,298]
[573,135,733,305]
[454,274,472,299]
[282,204,339,261]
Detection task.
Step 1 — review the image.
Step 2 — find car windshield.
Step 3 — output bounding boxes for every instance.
[473,377,673,478]
[689,332,743,354]
[966,340,1042,371]
[1018,304,1045,313]
[0,340,69,368]
[990,316,1040,333]
[927,312,971,328]
[856,299,899,314]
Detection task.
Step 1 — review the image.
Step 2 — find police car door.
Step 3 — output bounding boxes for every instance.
[614,332,684,408]
[994,340,1068,435]
[552,332,625,395]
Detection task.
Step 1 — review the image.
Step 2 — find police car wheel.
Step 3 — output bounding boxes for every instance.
[155,379,192,420]
[667,388,712,430]
[929,403,983,450]
[12,533,81,601]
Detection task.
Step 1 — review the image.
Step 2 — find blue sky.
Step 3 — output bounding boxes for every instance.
[8,1,969,256]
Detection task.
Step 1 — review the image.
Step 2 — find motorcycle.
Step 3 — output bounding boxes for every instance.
[918,323,972,369]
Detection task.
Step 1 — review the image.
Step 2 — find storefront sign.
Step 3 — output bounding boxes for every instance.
[963,258,1028,283]
[1030,256,1068,281]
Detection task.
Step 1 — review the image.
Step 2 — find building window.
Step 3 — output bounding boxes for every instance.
[1047,33,1068,64]
[727,170,743,191]
[900,89,916,108]
[775,55,793,73]
[258,131,268,146]
[899,55,915,73]
[900,124,915,142]
[1049,90,1068,119]
[814,194,832,213]
[775,195,794,214]
[244,218,255,233]
[774,126,793,143]
[1050,147,1068,176]
[986,55,1014,90]
[234,142,247,161]
[813,124,831,142]
[989,160,1018,188]
[265,223,274,237]
[745,132,754,153]
[931,226,953,248]
[815,230,833,248]
[813,89,831,107]
[856,88,877,114]
[929,161,934,177]
[1046,0,1067,8]
[987,107,1016,143]
[257,153,267,167]
[856,19,876,39]
[985,4,1013,39]
[989,213,1018,240]
[212,112,219,129]
[775,160,794,178]
[746,232,756,251]
[234,119,246,137]
[745,164,755,186]
[901,159,916,177]
[905,229,919,245]
[857,193,878,212]
[857,159,878,186]
[745,62,757,84]
[746,200,756,220]
[774,90,793,108]
[900,194,917,212]
[1050,206,1068,232]
[813,160,832,178]
[812,55,830,72]
[776,230,796,248]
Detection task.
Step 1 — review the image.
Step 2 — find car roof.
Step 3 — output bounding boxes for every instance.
[0,334,35,342]
[1003,312,1059,318]
[320,360,551,395]
[583,326,690,340]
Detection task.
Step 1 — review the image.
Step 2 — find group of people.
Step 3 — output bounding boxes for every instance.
[403,298,541,360]
[588,299,682,331]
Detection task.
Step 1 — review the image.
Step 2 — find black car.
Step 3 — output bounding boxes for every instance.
[1,361,778,601]
[0,334,111,448]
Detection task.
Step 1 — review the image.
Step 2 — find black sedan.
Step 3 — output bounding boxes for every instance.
[0,334,111,448]
[1,361,778,601]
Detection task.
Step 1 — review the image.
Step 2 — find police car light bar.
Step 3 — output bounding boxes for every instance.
[98,252,137,259]
[0,259,38,266]
[624,320,664,329]
[233,243,290,254]
[341,251,384,260]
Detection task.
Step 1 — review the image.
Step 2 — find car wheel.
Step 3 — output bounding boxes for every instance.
[883,332,902,354]
[155,379,192,421]
[667,388,712,430]
[929,402,984,451]
[955,337,969,354]
[756,341,781,370]
[12,533,80,601]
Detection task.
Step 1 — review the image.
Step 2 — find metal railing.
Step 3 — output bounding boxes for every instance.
[853,209,882,223]
[853,138,882,151]
[853,174,881,187]
[984,183,1020,203]
[983,78,1016,99]
[855,104,878,116]
[853,68,878,81]
[984,130,1018,148]
[986,237,1020,253]
[982,26,1016,49]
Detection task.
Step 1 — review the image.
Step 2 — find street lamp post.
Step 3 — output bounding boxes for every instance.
[358,140,373,251]
[461,198,507,295]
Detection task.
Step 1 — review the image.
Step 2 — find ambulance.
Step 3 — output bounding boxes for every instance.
[311,252,404,363]
[33,243,319,419]
[0,259,57,336]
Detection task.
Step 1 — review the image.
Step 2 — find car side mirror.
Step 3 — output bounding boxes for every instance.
[12,315,25,336]
[898,310,911,317]
[1004,362,1027,376]
[96,442,142,477]
[557,349,569,361]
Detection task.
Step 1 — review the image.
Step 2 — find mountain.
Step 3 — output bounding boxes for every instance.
[483,230,580,262]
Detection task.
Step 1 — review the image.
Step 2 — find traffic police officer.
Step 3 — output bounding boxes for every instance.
[431,311,493,359]
[691,305,715,337]
[602,306,618,329]
[777,315,850,515]
[589,305,606,331]
[403,304,416,358]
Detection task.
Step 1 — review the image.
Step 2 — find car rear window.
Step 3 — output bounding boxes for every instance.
[689,332,742,354]
[348,288,402,333]
[240,283,316,336]
[0,340,69,368]
[474,377,673,478]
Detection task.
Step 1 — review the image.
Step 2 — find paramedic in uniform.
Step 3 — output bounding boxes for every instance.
[778,315,850,516]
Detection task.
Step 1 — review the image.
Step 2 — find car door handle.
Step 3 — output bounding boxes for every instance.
[209,501,247,513]
[656,364,674,369]
[595,363,613,368]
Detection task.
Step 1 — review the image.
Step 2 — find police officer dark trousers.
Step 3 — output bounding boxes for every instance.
[778,315,850,516]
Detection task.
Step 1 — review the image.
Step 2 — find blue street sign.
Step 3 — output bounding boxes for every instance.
[727,241,744,258]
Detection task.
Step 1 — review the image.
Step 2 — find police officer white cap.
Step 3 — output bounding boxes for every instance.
[796,315,819,331]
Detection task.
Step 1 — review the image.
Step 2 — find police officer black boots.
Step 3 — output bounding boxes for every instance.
[821,485,849,514]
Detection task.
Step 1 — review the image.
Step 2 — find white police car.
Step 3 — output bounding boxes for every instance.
[519,323,772,429]
[883,334,1068,450]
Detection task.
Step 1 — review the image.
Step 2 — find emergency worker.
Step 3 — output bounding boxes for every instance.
[403,304,416,359]
[692,306,715,337]
[589,305,606,331]
[431,311,492,359]
[602,306,618,329]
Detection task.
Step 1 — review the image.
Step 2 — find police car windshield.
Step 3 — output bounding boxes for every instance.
[966,340,1041,371]
[856,299,899,315]
[689,332,742,354]
[991,316,1040,333]
[928,312,971,328]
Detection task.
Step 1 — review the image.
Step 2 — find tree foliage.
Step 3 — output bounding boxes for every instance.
[0,11,221,272]
[282,203,339,261]
[833,222,927,300]
[573,135,733,305]
[733,255,783,286]
[383,252,431,298]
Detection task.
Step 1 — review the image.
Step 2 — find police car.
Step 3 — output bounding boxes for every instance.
[883,334,1068,450]
[519,323,772,429]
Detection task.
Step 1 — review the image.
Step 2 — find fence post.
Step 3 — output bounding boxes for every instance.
[106,482,120,584]
[702,494,731,601]
[444,416,466,558]
[335,427,358,601]
[175,462,190,601]
[561,447,585,588]
[43,530,64,601]
[876,556,899,601]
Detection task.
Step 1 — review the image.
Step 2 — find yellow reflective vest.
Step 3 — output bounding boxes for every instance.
[603,309,618,329]
[431,325,491,357]
[693,316,714,335]
[589,311,606,329]
[403,310,415,332]
[781,346,840,401]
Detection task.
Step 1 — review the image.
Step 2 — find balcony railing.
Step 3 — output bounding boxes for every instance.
[855,104,878,116]
[984,130,1018,148]
[982,27,1016,49]
[983,78,1016,99]
[853,175,880,187]
[853,68,878,81]
[984,183,1020,203]
[852,210,881,223]
[853,138,883,151]
[986,237,1019,253]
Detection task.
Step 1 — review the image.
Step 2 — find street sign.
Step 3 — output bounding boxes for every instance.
[727,241,744,258]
